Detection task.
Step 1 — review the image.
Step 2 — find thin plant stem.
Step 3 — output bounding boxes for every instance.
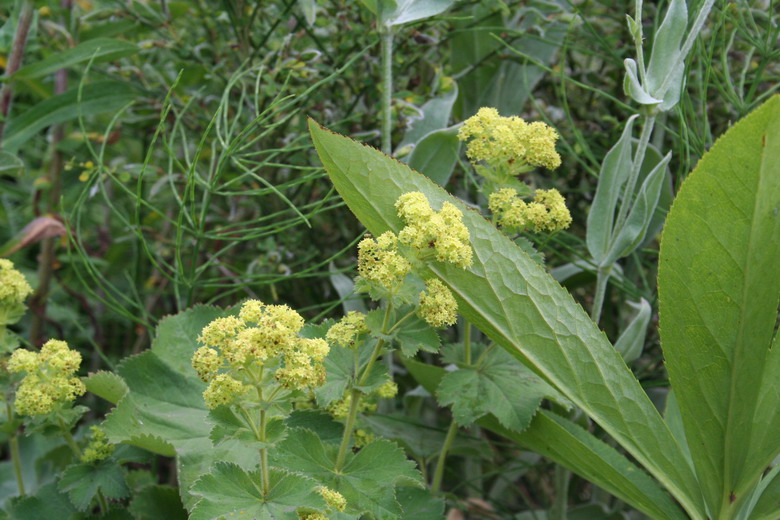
[334,304,393,471]
[611,115,657,241]
[259,409,270,495]
[463,321,472,365]
[591,265,612,325]
[0,1,34,144]
[431,419,459,493]
[334,388,362,471]
[6,401,25,496]
[550,464,571,520]
[380,28,394,155]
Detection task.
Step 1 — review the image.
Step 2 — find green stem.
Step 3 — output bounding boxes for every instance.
[379,27,394,155]
[431,419,458,493]
[59,420,82,458]
[463,321,472,365]
[591,265,612,325]
[259,409,270,496]
[334,388,362,472]
[550,465,571,520]
[334,304,393,471]
[611,115,656,239]
[6,402,25,496]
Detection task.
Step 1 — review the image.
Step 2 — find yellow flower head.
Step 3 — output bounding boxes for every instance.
[81,426,115,463]
[357,232,412,292]
[376,380,398,399]
[194,301,330,406]
[202,374,249,409]
[318,487,347,512]
[327,392,376,420]
[418,279,458,328]
[488,188,571,232]
[354,428,375,447]
[326,312,368,349]
[9,339,86,416]
[0,259,33,324]
[458,107,561,174]
[395,192,473,269]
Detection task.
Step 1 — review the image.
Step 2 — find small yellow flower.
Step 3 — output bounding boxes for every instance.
[354,429,374,447]
[9,339,86,416]
[376,380,398,399]
[326,312,368,349]
[0,259,33,309]
[489,188,571,232]
[395,192,472,269]
[192,347,222,382]
[318,487,347,512]
[81,426,115,463]
[458,107,561,174]
[357,232,412,292]
[418,279,458,328]
[202,374,249,409]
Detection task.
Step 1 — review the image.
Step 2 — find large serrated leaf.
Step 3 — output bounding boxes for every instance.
[102,306,259,510]
[658,95,780,516]
[83,370,128,405]
[309,119,704,518]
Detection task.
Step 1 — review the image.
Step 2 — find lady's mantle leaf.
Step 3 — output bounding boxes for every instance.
[189,463,325,520]
[272,428,422,520]
[58,462,129,511]
[437,347,563,432]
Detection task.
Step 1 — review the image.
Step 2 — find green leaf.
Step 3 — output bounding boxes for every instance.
[83,371,128,405]
[403,357,686,520]
[128,485,188,520]
[603,151,670,266]
[586,115,638,264]
[273,428,422,519]
[398,87,458,149]
[102,306,259,509]
[316,345,356,407]
[7,482,77,520]
[394,313,440,357]
[396,488,444,520]
[407,128,460,187]
[0,151,23,177]
[436,347,559,432]
[309,119,703,518]
[748,464,780,520]
[623,59,662,106]
[189,463,325,520]
[383,0,454,26]
[58,462,129,511]
[209,407,287,448]
[645,0,687,108]
[658,95,780,515]
[286,410,344,444]
[12,39,138,81]
[298,0,317,26]
[613,298,651,364]
[2,81,136,153]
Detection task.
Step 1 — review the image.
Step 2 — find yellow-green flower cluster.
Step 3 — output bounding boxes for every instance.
[354,428,374,448]
[192,300,330,409]
[8,339,86,416]
[299,514,327,520]
[318,487,347,512]
[418,279,458,328]
[81,426,115,463]
[489,188,572,233]
[327,392,377,420]
[395,192,473,269]
[0,259,33,325]
[357,232,411,292]
[457,107,561,173]
[326,312,368,349]
[376,380,398,399]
